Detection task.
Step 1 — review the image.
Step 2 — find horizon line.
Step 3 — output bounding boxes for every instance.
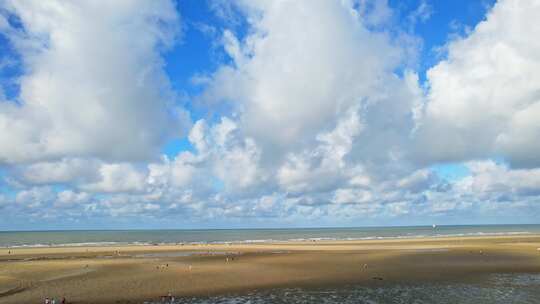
[2,223,540,233]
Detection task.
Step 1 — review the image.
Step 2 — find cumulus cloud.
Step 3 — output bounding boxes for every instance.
[15,186,56,208]
[200,0,408,161]
[461,161,540,197]
[11,158,101,185]
[396,169,442,194]
[56,190,91,207]
[0,0,189,164]
[199,0,426,200]
[277,107,363,195]
[416,0,540,168]
[79,163,147,193]
[183,117,268,196]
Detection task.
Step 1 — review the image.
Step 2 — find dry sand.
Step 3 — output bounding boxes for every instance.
[1,235,540,304]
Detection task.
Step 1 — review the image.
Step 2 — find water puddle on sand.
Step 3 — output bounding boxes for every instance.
[134,250,288,258]
[144,273,540,304]
[134,251,242,258]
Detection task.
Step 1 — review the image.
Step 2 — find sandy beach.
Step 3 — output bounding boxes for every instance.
[1,234,540,304]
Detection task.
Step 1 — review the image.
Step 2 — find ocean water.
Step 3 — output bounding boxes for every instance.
[1,224,539,247]
[145,273,540,304]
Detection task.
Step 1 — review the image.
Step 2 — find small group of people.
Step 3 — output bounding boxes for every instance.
[160,291,175,303]
[44,297,66,304]
[156,263,169,270]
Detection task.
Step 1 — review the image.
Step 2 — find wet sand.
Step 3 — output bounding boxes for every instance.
[1,235,540,304]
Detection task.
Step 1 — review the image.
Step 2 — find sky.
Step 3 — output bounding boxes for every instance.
[0,0,539,230]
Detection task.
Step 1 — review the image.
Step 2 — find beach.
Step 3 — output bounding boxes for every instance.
[1,234,540,303]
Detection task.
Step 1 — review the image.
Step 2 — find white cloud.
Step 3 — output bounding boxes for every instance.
[15,186,55,208]
[12,158,101,185]
[198,0,426,208]
[397,169,439,193]
[80,163,147,193]
[148,154,197,189]
[201,0,406,162]
[277,108,362,194]
[0,0,188,164]
[356,0,394,28]
[252,194,278,214]
[461,160,540,197]
[186,117,266,194]
[416,0,540,167]
[332,188,373,205]
[407,0,433,29]
[56,190,91,207]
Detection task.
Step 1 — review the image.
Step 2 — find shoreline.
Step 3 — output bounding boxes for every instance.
[1,231,537,250]
[1,234,540,303]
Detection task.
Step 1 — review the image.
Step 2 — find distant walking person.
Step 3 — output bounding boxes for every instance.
[45,298,50,304]
[61,297,66,304]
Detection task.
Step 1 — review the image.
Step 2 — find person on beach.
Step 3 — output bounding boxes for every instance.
[61,297,66,304]
[45,297,50,304]
[51,298,56,304]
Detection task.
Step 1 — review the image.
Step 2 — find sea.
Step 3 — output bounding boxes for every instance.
[1,224,540,248]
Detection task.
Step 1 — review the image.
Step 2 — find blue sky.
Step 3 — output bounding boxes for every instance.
[0,0,539,230]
